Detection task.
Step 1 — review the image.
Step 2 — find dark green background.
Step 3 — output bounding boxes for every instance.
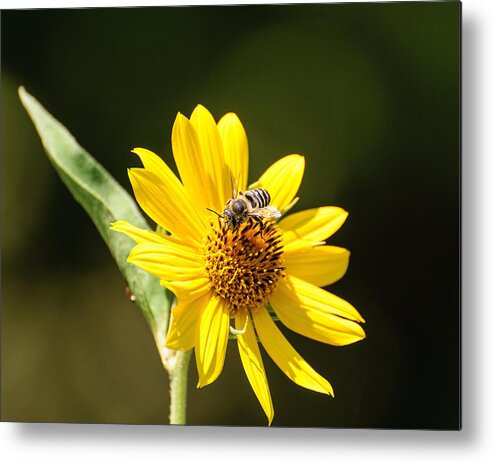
[1,1,460,428]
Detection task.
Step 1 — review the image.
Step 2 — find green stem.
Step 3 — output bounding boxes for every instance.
[168,349,192,425]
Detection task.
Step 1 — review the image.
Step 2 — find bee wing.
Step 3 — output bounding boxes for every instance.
[248,206,282,219]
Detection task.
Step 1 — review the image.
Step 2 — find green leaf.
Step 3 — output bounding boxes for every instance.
[18,86,170,339]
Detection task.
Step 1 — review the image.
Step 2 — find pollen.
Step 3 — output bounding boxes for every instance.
[204,218,285,316]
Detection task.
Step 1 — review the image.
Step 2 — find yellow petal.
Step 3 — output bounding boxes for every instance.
[128,168,205,243]
[171,107,231,216]
[195,295,230,388]
[111,220,166,245]
[280,207,348,250]
[190,105,232,209]
[171,112,218,215]
[271,276,366,346]
[217,112,249,192]
[131,147,207,234]
[283,245,350,287]
[161,277,211,303]
[127,242,205,281]
[110,220,194,249]
[236,311,274,425]
[165,293,211,351]
[255,155,305,212]
[253,305,333,396]
[131,147,174,180]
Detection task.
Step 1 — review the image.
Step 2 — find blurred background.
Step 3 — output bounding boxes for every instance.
[1,2,460,428]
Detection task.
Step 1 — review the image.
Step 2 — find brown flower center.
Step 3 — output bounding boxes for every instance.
[204,218,285,316]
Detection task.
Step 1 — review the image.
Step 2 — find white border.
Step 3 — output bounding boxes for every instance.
[0,0,462,8]
[2,0,492,461]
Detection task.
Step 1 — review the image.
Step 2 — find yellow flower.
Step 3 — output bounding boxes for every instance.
[111,105,365,425]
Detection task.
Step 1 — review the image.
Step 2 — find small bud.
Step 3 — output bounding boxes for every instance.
[125,286,136,303]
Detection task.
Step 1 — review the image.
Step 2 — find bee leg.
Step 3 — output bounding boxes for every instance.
[252,215,265,231]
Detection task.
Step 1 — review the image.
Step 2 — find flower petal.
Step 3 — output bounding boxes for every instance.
[195,295,230,388]
[283,245,350,287]
[127,242,205,281]
[190,105,232,209]
[253,305,333,396]
[172,106,232,215]
[217,112,249,192]
[131,147,174,180]
[171,112,213,212]
[271,276,366,346]
[255,154,305,212]
[128,168,205,243]
[161,277,211,303]
[280,207,348,250]
[236,311,274,425]
[131,147,207,234]
[165,293,211,351]
[111,220,194,249]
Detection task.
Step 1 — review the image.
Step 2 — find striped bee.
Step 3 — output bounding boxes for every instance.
[223,188,281,228]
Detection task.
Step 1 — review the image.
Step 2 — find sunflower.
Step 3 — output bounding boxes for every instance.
[111,104,365,425]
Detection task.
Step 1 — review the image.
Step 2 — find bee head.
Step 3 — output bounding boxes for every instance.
[223,208,235,227]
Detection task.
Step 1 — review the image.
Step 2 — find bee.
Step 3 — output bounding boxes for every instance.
[222,188,281,228]
[207,176,282,228]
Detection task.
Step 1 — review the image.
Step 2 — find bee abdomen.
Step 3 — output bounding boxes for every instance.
[244,189,270,208]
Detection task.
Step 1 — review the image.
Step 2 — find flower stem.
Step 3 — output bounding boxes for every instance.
[168,349,192,425]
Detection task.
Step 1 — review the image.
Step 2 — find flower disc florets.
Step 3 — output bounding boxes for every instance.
[204,218,285,316]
